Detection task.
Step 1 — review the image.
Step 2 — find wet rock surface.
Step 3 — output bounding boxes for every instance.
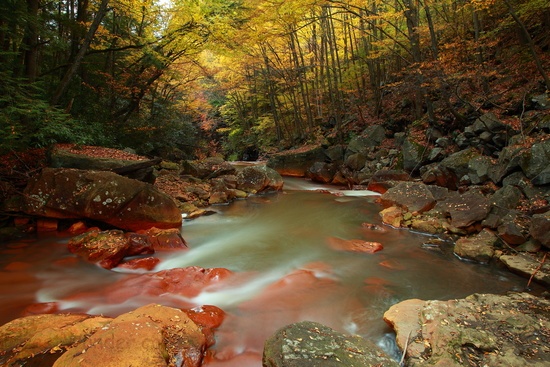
[0,313,111,367]
[22,168,182,231]
[263,321,399,367]
[384,292,550,367]
[0,304,210,367]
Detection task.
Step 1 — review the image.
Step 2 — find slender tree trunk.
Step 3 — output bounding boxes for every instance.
[51,0,110,106]
[504,0,550,90]
[23,0,39,82]
[423,1,439,60]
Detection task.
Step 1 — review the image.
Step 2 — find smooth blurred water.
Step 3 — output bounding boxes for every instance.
[0,177,535,366]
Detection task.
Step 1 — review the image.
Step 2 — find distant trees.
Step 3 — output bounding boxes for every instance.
[1,0,217,155]
[211,0,550,158]
[1,0,549,158]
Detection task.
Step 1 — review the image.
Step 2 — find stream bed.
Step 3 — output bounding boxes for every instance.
[0,177,534,366]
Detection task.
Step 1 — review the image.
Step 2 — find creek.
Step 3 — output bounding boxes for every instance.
[0,177,533,366]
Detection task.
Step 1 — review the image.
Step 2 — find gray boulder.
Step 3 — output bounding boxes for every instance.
[379,181,436,213]
[454,229,498,263]
[347,125,386,154]
[467,155,493,184]
[520,139,550,182]
[530,210,550,249]
[236,165,284,193]
[307,162,336,184]
[472,112,508,133]
[402,138,427,172]
[263,321,399,367]
[23,168,182,231]
[439,147,481,181]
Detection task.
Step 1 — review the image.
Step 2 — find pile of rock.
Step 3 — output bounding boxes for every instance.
[268,113,550,288]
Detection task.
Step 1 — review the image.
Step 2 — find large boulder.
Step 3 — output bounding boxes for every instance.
[499,254,550,286]
[367,169,410,193]
[306,162,336,184]
[53,304,207,367]
[439,147,481,181]
[378,181,436,213]
[384,293,550,367]
[267,145,327,176]
[521,139,550,185]
[22,168,182,231]
[262,321,399,367]
[236,165,284,193]
[440,190,490,228]
[347,125,386,154]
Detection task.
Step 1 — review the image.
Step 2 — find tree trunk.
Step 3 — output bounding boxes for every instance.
[51,0,110,106]
[504,0,550,90]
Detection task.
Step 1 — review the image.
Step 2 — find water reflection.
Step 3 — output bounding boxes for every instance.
[0,177,535,366]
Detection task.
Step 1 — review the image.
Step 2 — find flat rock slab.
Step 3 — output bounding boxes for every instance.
[378,181,436,213]
[499,254,550,287]
[263,321,399,367]
[384,293,550,367]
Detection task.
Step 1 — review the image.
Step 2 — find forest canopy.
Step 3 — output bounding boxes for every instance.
[1,0,549,159]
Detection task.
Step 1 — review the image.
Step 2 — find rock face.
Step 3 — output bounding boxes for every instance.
[23,168,182,231]
[263,321,399,367]
[384,293,550,367]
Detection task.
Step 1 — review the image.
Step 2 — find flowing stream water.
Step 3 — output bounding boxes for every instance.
[0,177,535,366]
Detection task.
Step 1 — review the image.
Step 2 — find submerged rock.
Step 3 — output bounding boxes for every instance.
[263,321,399,367]
[326,237,383,253]
[384,293,550,367]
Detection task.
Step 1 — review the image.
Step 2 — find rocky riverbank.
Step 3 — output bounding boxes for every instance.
[266,111,550,290]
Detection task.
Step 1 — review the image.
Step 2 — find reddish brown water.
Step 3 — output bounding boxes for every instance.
[0,178,536,366]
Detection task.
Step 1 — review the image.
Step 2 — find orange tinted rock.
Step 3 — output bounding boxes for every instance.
[117,257,160,271]
[140,227,187,251]
[66,221,88,234]
[68,229,130,269]
[53,304,207,367]
[37,218,58,232]
[21,302,60,316]
[327,237,384,253]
